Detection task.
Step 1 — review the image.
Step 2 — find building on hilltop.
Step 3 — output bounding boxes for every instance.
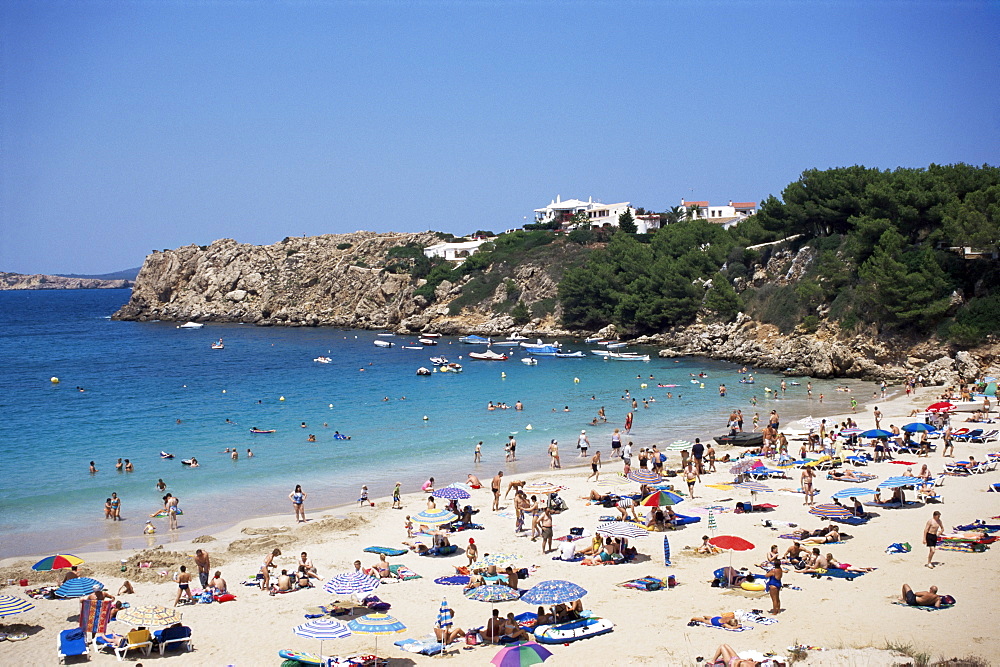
[680,199,757,229]
[423,238,490,263]
[533,195,659,234]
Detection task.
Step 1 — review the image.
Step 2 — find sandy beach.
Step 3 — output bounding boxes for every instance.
[2,383,998,666]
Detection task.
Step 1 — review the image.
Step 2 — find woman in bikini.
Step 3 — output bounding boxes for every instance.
[289,485,306,523]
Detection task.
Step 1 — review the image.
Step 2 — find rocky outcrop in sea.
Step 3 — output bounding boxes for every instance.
[0,272,132,290]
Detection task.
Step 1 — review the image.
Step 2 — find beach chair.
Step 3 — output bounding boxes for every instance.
[153,624,193,655]
[950,428,971,439]
[971,429,998,443]
[58,628,90,663]
[78,598,114,644]
[113,628,153,661]
[955,429,983,442]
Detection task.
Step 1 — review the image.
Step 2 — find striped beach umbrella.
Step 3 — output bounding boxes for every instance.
[31,554,84,571]
[830,487,876,499]
[808,504,854,520]
[665,440,691,451]
[432,486,471,500]
[595,521,649,539]
[522,481,561,496]
[707,509,717,533]
[323,571,380,596]
[729,458,761,476]
[626,469,662,484]
[796,417,822,430]
[447,482,472,492]
[0,595,34,618]
[478,553,521,568]
[520,580,587,605]
[437,600,453,629]
[491,641,553,667]
[639,490,684,507]
[663,535,671,566]
[733,481,773,494]
[878,476,923,489]
[114,604,182,627]
[347,613,406,660]
[293,618,351,657]
[839,427,863,437]
[55,577,104,599]
[465,585,520,603]
[412,509,458,526]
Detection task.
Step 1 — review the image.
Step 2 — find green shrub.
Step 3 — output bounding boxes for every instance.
[336,242,352,250]
[511,302,530,325]
[746,284,804,333]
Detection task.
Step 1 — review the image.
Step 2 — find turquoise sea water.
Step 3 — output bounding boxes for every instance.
[0,289,878,558]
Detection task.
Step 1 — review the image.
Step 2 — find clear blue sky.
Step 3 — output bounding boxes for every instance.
[2,1,998,274]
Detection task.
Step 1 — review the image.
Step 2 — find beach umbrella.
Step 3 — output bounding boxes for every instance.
[926,402,956,413]
[839,427,863,436]
[729,459,761,476]
[31,554,84,571]
[809,504,854,520]
[293,618,351,658]
[595,521,649,539]
[520,580,587,606]
[323,571,380,596]
[796,417,822,430]
[115,604,183,627]
[878,476,923,488]
[432,487,471,500]
[478,553,521,568]
[0,595,34,618]
[447,482,472,492]
[732,481,773,494]
[830,487,877,499]
[902,423,935,433]
[707,509,717,534]
[522,481,561,496]
[665,440,691,451]
[465,585,520,603]
[639,490,684,507]
[860,429,894,438]
[708,535,755,581]
[626,469,663,484]
[54,577,104,598]
[412,509,458,526]
[491,641,553,667]
[347,613,406,660]
[437,599,453,630]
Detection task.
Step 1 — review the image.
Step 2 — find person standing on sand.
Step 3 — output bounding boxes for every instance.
[587,451,602,482]
[941,427,954,457]
[548,440,558,469]
[925,510,944,568]
[610,428,622,458]
[260,548,281,591]
[289,484,307,523]
[174,565,193,606]
[850,397,858,413]
[765,559,783,615]
[539,508,554,553]
[684,464,697,498]
[491,471,503,511]
[392,482,402,509]
[194,549,211,588]
[873,406,883,429]
[578,430,590,457]
[801,467,816,505]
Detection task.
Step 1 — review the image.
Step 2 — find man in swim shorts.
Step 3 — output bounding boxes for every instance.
[924,510,943,568]
[194,549,211,588]
[539,508,554,553]
[174,565,193,606]
[491,472,503,511]
[901,583,943,607]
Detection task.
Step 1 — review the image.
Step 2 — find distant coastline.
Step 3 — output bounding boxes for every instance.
[0,271,135,290]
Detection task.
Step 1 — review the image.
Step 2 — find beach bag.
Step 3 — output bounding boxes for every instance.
[465,631,481,646]
[569,527,584,536]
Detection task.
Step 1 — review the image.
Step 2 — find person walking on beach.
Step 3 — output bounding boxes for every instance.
[260,548,281,591]
[691,438,705,475]
[925,510,944,568]
[165,493,180,530]
[392,482,402,509]
[548,440,559,469]
[539,508,554,554]
[587,451,602,482]
[941,427,954,457]
[684,464,698,498]
[801,467,816,505]
[289,484,307,523]
[873,406,883,429]
[491,471,503,511]
[610,428,622,458]
[578,430,590,457]
[194,549,211,589]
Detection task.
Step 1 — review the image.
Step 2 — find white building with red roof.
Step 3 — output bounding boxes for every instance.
[680,199,757,228]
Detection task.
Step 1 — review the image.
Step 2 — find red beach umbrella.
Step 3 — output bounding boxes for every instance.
[926,402,956,413]
[708,535,755,552]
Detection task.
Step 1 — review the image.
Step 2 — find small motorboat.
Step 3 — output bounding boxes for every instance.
[605,342,627,349]
[491,341,522,347]
[314,356,332,363]
[526,345,560,356]
[160,451,175,459]
[584,337,602,343]
[429,356,449,365]
[439,363,463,373]
[534,617,614,644]
[373,339,393,348]
[506,333,529,340]
[250,428,276,434]
[418,338,438,346]
[555,351,586,358]
[469,349,508,361]
[177,322,203,329]
[607,352,650,361]
[714,432,765,447]
[520,339,560,350]
[521,357,538,365]
[459,335,491,344]
[416,367,432,376]
[402,345,424,350]
[211,339,224,349]
[420,333,442,338]
[376,332,395,337]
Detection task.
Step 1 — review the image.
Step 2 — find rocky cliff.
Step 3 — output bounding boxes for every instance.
[0,272,132,290]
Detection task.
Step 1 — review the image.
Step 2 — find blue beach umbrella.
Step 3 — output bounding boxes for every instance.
[902,423,935,433]
[465,585,520,603]
[520,580,587,606]
[831,487,877,499]
[732,481,773,493]
[323,571,380,596]
[860,429,894,438]
[432,487,471,501]
[292,618,351,657]
[878,476,923,489]
[809,504,854,520]
[0,595,34,618]
[437,599,453,629]
[839,427,863,436]
[346,613,406,660]
[55,577,104,599]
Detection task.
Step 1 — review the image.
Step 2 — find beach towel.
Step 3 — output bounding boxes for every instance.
[618,576,668,591]
[433,575,470,586]
[554,535,585,542]
[689,620,750,632]
[394,637,444,656]
[364,546,408,556]
[389,564,422,580]
[552,554,585,562]
[735,609,777,625]
[891,601,955,612]
[808,568,871,580]
[937,542,986,553]
[777,534,844,544]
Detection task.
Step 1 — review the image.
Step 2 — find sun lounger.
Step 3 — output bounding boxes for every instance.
[78,599,114,641]
[99,628,153,661]
[970,429,998,443]
[58,628,90,663]
[153,624,193,655]
[826,472,876,482]
[954,429,983,442]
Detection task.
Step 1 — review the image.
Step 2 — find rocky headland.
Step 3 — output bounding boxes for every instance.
[113,233,998,385]
[1,272,132,290]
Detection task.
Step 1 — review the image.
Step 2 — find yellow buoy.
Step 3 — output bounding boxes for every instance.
[640,383,647,389]
[50,377,59,384]
[574,377,580,383]
[700,383,704,389]
[501,372,506,378]
[279,396,285,401]
[525,424,533,430]
[423,415,429,421]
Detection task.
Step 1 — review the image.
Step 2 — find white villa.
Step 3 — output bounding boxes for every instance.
[680,199,757,229]
[422,238,489,262]
[533,195,659,234]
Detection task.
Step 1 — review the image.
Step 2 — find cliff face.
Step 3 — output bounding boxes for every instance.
[0,272,132,290]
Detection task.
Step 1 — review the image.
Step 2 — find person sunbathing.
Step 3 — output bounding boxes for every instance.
[901,583,951,608]
[581,489,614,502]
[799,551,831,574]
[434,605,465,644]
[801,528,841,544]
[696,535,722,554]
[271,569,293,593]
[575,534,603,556]
[707,643,768,667]
[503,613,531,641]
[829,469,865,480]
[827,556,874,573]
[646,509,667,532]
[371,554,391,578]
[783,541,804,563]
[689,612,740,629]
[535,606,555,626]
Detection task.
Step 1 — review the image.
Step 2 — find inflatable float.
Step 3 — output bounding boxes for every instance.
[741,580,765,592]
[277,649,324,665]
[533,617,614,644]
[151,508,183,518]
[250,429,276,434]
[160,452,174,459]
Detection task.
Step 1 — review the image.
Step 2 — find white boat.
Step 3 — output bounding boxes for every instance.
[584,337,602,343]
[606,342,627,349]
[376,332,395,337]
[607,352,649,361]
[491,341,522,347]
[506,333,530,340]
[211,339,224,349]
[373,340,393,348]
[526,346,560,356]
[177,322,204,329]
[418,338,438,346]
[521,357,538,365]
[468,350,508,361]
[416,367,432,376]
[314,356,332,364]
[591,350,611,356]
[459,335,491,344]
[520,339,560,350]
[555,351,586,358]
[420,333,442,338]
[429,356,449,365]
[402,345,424,350]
